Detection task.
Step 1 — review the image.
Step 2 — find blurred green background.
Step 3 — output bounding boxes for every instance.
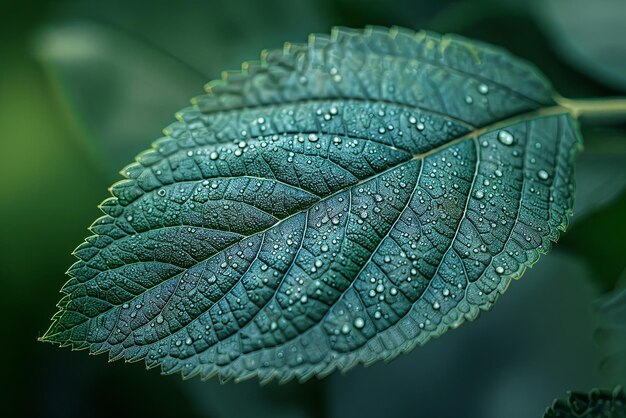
[1,0,625,417]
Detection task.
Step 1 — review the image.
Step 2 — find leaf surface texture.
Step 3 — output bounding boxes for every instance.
[43,26,581,382]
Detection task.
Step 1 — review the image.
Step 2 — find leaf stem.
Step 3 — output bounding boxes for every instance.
[556,96,626,118]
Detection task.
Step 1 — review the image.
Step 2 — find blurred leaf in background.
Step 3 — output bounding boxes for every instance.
[561,125,626,293]
[534,0,626,93]
[1,0,625,417]
[33,0,329,172]
[594,271,626,384]
[569,129,626,223]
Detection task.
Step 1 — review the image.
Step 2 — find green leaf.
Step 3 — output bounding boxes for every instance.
[41,26,581,382]
[544,386,626,418]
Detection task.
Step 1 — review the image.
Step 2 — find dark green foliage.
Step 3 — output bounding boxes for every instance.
[544,386,626,418]
[42,26,581,382]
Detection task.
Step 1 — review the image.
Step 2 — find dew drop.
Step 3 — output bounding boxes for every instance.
[209,151,219,160]
[537,169,550,180]
[477,84,489,94]
[353,317,365,329]
[498,130,514,146]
